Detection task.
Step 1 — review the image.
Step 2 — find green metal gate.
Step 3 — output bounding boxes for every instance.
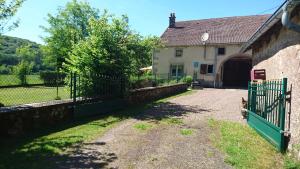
[247,78,289,152]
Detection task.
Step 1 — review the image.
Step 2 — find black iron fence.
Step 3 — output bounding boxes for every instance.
[0,73,70,107]
[70,73,125,102]
[0,72,188,107]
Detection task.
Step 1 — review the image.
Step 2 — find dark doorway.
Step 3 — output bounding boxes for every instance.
[223,57,252,88]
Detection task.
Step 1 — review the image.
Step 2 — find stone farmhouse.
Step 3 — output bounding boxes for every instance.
[152,13,269,87]
[242,0,300,155]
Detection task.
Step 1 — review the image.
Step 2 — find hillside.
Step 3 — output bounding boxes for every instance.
[0,35,43,73]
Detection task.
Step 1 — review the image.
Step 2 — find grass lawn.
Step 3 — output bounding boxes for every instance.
[208,119,300,169]
[0,75,43,86]
[0,86,70,106]
[0,90,194,169]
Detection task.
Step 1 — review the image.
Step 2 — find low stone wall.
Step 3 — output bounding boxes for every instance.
[0,83,188,136]
[126,83,188,104]
[0,100,74,136]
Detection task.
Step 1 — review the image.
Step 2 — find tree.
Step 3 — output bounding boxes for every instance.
[127,35,161,75]
[13,60,33,85]
[16,44,43,72]
[0,0,25,34]
[42,0,99,70]
[66,12,161,96]
[16,44,37,61]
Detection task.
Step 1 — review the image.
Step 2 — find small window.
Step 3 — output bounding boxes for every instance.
[175,49,183,57]
[218,47,226,55]
[207,65,214,74]
[200,64,208,74]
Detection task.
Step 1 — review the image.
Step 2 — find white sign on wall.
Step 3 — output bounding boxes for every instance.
[193,61,199,68]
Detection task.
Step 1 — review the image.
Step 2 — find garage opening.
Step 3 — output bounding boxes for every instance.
[222,57,252,88]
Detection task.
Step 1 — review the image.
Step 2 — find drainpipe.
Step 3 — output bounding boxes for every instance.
[282,0,300,33]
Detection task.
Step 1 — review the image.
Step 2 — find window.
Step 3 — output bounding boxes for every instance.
[170,64,184,77]
[200,64,214,74]
[218,47,226,55]
[207,65,214,74]
[175,49,183,57]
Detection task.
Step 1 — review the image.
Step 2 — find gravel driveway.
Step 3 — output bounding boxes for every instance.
[58,88,247,169]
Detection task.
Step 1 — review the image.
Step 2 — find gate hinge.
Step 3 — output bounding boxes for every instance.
[280,130,291,137]
[286,90,292,103]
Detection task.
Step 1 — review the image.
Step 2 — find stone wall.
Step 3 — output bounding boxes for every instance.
[126,83,188,104]
[0,84,188,136]
[252,14,300,157]
[0,100,74,136]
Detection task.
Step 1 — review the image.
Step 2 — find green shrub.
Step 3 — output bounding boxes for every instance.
[129,75,153,89]
[40,71,66,86]
[181,75,193,85]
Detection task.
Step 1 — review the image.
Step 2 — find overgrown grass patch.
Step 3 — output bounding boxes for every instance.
[133,122,153,131]
[284,156,300,169]
[160,117,183,125]
[208,118,283,169]
[180,129,193,136]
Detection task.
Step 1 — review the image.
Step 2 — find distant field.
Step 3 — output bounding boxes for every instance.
[0,86,70,106]
[0,75,43,86]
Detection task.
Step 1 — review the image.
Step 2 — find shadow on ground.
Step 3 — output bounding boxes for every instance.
[54,142,117,169]
[0,98,211,169]
[135,102,211,121]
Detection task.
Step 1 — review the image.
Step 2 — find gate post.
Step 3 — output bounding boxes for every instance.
[250,82,257,113]
[280,78,287,131]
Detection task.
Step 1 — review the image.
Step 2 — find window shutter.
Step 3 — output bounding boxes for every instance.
[200,64,208,74]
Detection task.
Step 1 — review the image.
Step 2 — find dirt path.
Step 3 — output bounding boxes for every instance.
[57,88,247,169]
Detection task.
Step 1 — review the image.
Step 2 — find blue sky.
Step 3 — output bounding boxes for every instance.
[5,0,285,44]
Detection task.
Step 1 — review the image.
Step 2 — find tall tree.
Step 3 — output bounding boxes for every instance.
[0,0,25,34]
[42,0,99,69]
[67,13,161,80]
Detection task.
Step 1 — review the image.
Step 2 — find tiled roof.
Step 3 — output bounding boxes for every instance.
[161,14,271,46]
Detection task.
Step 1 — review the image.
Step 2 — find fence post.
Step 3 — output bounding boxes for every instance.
[73,73,77,103]
[56,67,59,99]
[70,73,73,99]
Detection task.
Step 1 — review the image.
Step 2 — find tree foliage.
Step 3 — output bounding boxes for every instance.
[0,0,25,34]
[43,1,161,95]
[13,60,33,85]
[0,36,45,74]
[67,13,161,77]
[42,0,99,69]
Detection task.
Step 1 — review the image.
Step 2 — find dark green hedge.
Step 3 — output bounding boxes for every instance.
[40,71,66,86]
